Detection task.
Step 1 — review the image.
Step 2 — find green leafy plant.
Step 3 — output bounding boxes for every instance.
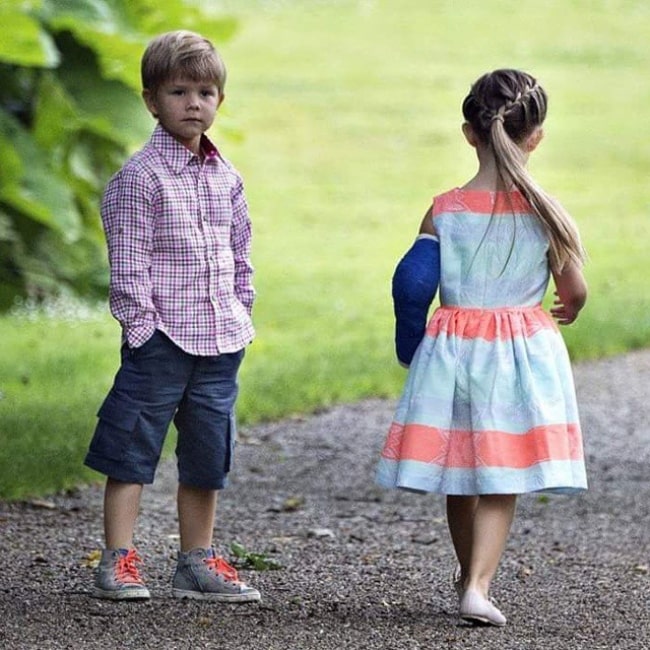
[0,0,236,309]
[230,542,283,571]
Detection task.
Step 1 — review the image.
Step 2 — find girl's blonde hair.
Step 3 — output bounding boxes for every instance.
[141,30,227,98]
[462,69,585,272]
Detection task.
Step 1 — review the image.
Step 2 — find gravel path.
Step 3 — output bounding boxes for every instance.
[2,350,650,649]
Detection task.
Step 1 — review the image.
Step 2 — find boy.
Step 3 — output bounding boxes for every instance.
[84,30,260,603]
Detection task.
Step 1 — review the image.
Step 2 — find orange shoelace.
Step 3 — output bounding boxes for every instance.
[115,549,145,585]
[204,555,241,584]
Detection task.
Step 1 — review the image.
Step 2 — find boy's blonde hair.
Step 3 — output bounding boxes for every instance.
[462,69,585,272]
[141,30,227,97]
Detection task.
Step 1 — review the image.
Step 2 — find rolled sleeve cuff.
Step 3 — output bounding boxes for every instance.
[123,321,157,349]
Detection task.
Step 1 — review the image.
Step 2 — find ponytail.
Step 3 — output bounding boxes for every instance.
[463,70,586,273]
[490,117,585,272]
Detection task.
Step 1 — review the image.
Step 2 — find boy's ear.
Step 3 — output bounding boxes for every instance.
[462,122,479,148]
[217,93,225,109]
[524,127,544,152]
[142,89,158,118]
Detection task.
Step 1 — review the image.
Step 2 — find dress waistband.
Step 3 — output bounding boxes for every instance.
[438,303,544,313]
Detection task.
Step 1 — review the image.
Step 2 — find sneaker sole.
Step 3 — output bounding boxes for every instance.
[172,588,261,603]
[93,586,151,601]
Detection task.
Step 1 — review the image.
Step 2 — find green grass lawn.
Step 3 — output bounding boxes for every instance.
[1,0,649,498]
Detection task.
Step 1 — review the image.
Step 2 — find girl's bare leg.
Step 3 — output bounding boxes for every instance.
[465,494,517,597]
[446,495,479,584]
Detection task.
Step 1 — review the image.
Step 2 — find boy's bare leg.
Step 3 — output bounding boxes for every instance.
[177,483,218,551]
[446,495,479,583]
[465,494,517,597]
[172,482,261,602]
[104,478,143,549]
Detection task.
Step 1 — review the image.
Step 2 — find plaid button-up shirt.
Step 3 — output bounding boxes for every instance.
[101,124,255,355]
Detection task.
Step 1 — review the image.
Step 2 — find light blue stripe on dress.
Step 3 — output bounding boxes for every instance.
[376,458,587,495]
[395,328,579,433]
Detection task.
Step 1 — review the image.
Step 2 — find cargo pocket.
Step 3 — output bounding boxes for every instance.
[89,392,142,462]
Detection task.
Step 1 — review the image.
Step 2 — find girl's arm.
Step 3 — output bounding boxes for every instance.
[551,262,587,325]
[392,206,440,366]
[418,205,436,236]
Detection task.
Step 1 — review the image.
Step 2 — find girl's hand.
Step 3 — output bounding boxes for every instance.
[550,292,580,325]
[551,261,587,326]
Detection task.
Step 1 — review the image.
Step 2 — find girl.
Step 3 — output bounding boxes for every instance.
[377,69,588,627]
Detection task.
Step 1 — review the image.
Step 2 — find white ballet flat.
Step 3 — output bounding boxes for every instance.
[459,588,507,627]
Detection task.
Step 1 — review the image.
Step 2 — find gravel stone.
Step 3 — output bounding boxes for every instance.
[1,350,650,649]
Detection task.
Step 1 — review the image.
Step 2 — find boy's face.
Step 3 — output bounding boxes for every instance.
[143,76,223,154]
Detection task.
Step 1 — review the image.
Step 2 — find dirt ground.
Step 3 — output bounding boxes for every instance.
[2,350,650,650]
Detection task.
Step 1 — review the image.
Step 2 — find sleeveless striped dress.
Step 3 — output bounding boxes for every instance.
[376,188,587,495]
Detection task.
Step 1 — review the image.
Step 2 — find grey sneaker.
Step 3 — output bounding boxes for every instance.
[172,547,261,603]
[93,548,151,600]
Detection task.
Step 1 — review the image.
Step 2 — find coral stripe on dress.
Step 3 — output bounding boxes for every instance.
[381,421,583,469]
[426,305,558,341]
[432,188,533,215]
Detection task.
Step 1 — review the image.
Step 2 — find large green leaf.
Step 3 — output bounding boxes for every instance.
[67,131,127,193]
[0,235,26,310]
[0,127,23,189]
[41,0,237,90]
[0,0,238,308]
[24,226,109,296]
[39,0,133,28]
[0,112,81,239]
[121,0,238,42]
[42,0,143,88]
[0,209,18,243]
[32,73,77,154]
[0,6,60,68]
[71,28,147,91]
[1,0,42,13]
[53,32,152,145]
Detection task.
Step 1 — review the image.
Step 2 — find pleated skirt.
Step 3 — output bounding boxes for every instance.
[376,305,587,495]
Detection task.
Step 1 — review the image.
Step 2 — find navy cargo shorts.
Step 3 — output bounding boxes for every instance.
[84,330,244,489]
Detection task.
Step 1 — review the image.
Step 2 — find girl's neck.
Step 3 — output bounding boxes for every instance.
[462,170,513,192]
[462,144,527,192]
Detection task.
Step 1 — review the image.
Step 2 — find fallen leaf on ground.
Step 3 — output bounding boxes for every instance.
[83,549,102,568]
[29,499,56,510]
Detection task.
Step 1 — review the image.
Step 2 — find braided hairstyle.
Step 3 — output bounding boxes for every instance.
[462,69,585,272]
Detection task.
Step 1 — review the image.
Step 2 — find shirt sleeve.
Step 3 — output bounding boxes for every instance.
[230,174,256,315]
[101,167,157,348]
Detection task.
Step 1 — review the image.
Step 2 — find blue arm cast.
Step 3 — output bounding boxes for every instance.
[391,235,440,366]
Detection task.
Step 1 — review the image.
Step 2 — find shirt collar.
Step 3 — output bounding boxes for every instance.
[149,124,220,173]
